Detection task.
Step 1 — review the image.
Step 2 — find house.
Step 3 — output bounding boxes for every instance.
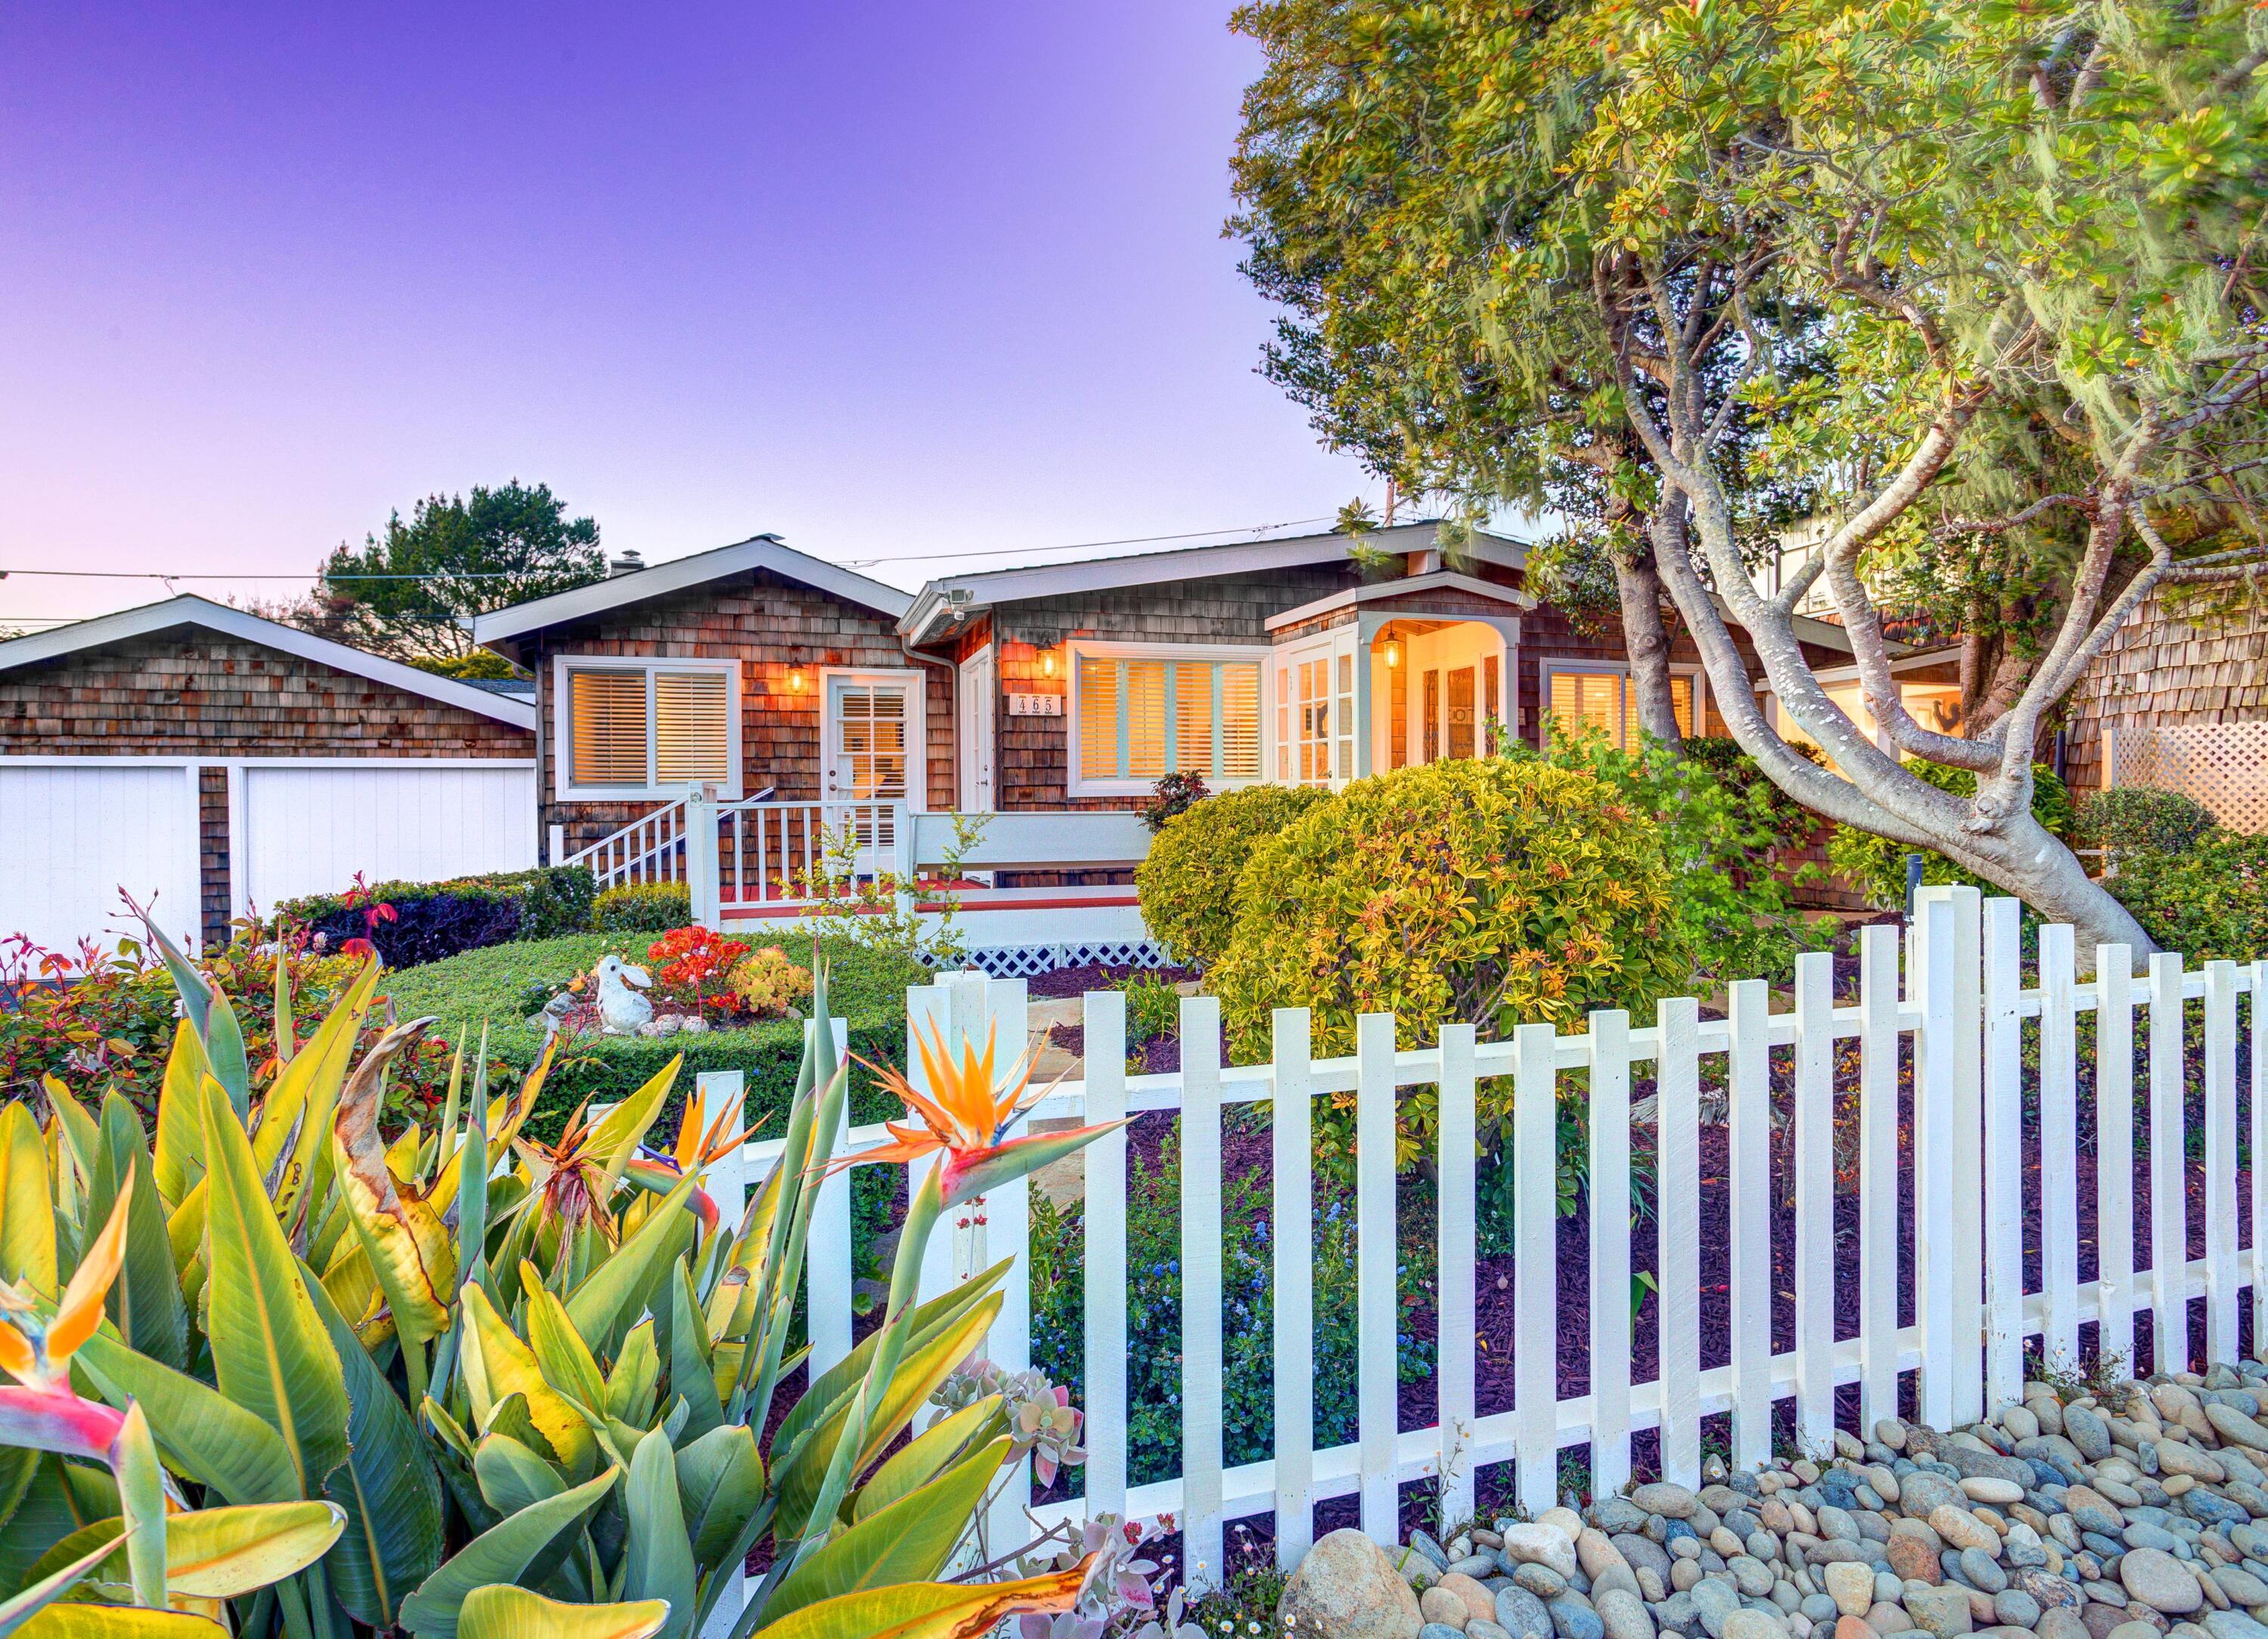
[0,596,538,954]
[454,520,1857,960]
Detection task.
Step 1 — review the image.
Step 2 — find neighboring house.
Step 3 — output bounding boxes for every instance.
[0,596,538,954]
[2065,582,2268,830]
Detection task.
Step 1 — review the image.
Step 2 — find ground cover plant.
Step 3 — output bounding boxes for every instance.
[0,913,1118,1637]
[277,866,596,968]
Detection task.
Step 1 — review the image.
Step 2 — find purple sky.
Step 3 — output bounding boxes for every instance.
[0,2,1373,629]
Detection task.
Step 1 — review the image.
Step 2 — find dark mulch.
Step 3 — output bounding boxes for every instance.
[1027,962,1200,1000]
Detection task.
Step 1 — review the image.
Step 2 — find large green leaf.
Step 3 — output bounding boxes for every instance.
[741,1560,1092,1639]
[14,1606,229,1637]
[90,1095,189,1371]
[851,1400,1003,1523]
[621,1429,696,1639]
[150,1023,211,1212]
[767,1266,1006,1463]
[72,1334,297,1507]
[473,1434,565,1518]
[0,1461,115,1602]
[396,1464,621,1639]
[457,1585,668,1639]
[667,1262,722,1442]
[0,1529,121,1637]
[672,1427,763,1572]
[565,1173,701,1358]
[302,1258,445,1629]
[762,1439,1004,1622]
[197,1077,352,1492]
[0,1105,56,1296]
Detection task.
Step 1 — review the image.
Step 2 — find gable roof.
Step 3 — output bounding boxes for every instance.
[469,534,912,653]
[899,521,1532,643]
[1263,570,1537,633]
[0,596,538,730]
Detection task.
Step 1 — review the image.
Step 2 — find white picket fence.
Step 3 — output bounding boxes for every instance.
[700,886,2264,1597]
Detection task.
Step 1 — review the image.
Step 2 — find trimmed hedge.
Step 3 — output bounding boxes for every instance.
[383,929,925,1139]
[277,867,596,969]
[593,881,693,932]
[2074,786,2217,860]
[2105,829,2268,962]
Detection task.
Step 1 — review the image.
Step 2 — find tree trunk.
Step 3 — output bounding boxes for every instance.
[1616,531,1684,747]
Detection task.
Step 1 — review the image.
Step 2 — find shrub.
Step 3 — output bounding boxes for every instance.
[2105,829,2268,962]
[1826,761,2074,909]
[1133,783,1331,968]
[2074,786,2217,861]
[276,865,596,967]
[593,879,692,931]
[1212,758,1687,1064]
[1120,972,1180,1044]
[1532,729,1821,989]
[1140,770,1210,833]
[646,925,750,1012]
[381,929,925,1136]
[729,946,814,1018]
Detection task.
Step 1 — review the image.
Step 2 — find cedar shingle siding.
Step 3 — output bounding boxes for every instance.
[0,627,534,949]
[521,569,951,860]
[0,629,531,757]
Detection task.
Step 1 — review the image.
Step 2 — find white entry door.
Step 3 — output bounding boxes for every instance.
[823,673,919,804]
[956,647,995,812]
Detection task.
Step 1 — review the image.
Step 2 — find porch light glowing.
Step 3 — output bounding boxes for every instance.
[788,667,807,693]
[1383,637,1404,668]
[1039,646,1058,678]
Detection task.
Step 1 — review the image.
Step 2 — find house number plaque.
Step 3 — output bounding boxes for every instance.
[1007,693,1063,717]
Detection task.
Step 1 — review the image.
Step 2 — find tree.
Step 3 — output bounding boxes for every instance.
[1230,0,2268,950]
[316,481,604,663]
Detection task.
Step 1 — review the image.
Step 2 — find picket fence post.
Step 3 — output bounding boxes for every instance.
[1656,995,1702,1489]
[2149,952,2187,1372]
[1982,898,2026,1410]
[1272,1007,1317,1569]
[1436,1023,1479,1532]
[2095,944,2138,1377]
[1082,990,1129,1527]
[1587,1009,1634,1492]
[1180,993,1226,1591]
[1790,953,1836,1455]
[1514,1019,1558,1515]
[1356,1012,1399,1541]
[2039,922,2080,1370]
[1857,924,1901,1430]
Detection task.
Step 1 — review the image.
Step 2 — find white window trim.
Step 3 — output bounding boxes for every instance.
[818,666,929,812]
[1538,657,1709,745]
[1064,639,1272,798]
[551,654,742,801]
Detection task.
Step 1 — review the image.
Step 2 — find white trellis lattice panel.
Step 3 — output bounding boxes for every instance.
[2114,721,2268,833]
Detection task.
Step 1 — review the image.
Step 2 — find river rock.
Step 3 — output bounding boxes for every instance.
[1505,1526,1584,1583]
[2123,1548,2208,1616]
[1597,1587,1656,1639]
[1910,1585,1980,1637]
[1496,1586,1554,1639]
[1283,1529,1427,1639]
[1423,1587,1474,1629]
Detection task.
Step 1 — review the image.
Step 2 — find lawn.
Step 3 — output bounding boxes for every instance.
[383,928,927,1138]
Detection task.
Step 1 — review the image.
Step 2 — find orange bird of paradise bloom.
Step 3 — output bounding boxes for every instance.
[0,1167,135,1462]
[853,1021,1126,1207]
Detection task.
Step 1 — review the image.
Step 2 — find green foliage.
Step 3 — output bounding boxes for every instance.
[320,480,606,664]
[276,866,598,966]
[1828,763,2073,909]
[1118,974,1181,1048]
[1139,771,1210,835]
[2074,787,2217,862]
[383,931,923,1136]
[1132,784,1331,968]
[593,881,694,933]
[0,925,1107,1637]
[1529,728,1823,990]
[1212,758,1686,1062]
[409,651,522,681]
[2105,830,2268,962]
[1027,1133,1425,1485]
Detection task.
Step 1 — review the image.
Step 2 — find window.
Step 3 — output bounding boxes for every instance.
[553,657,740,798]
[1069,643,1266,795]
[1542,663,1703,749]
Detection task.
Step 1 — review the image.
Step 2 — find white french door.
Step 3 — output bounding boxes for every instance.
[822,670,921,864]
[1273,629,1359,789]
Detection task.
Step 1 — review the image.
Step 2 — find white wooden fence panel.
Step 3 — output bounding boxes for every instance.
[2040,923,2080,1369]
[2151,953,2188,1372]
[1588,1009,1635,1492]
[1271,1008,1315,1568]
[2096,945,2137,1374]
[1726,979,1772,1470]
[2254,960,2268,1359]
[1514,1021,1560,1514]
[1656,996,1702,1489]
[240,761,536,909]
[1081,992,1129,1525]
[1791,954,1836,1453]
[1356,1013,1399,1541]
[1179,995,1225,1591]
[0,761,200,954]
[751,904,2265,1572]
[1436,1024,1478,1527]
[1857,925,1901,1428]
[1982,901,2027,1411]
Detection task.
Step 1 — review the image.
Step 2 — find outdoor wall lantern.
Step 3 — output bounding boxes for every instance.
[1038,646,1059,679]
[788,666,807,693]
[1383,637,1405,668]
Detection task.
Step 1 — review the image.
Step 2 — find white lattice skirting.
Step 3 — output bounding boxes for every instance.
[949,940,1171,978]
[2108,720,2268,833]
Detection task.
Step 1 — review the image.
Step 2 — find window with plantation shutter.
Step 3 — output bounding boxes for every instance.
[655,671,731,785]
[555,657,740,798]
[1543,663,1702,751]
[1067,643,1266,795]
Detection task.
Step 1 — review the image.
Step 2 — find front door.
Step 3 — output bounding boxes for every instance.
[956,647,995,812]
[823,673,915,804]
[1274,628,1359,789]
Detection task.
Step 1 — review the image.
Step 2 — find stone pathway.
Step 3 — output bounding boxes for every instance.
[1281,1359,2268,1639]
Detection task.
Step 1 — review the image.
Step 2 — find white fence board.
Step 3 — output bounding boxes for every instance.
[0,762,200,954]
[241,761,536,909]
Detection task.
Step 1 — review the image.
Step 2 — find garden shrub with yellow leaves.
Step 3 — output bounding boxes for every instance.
[0,905,1120,1639]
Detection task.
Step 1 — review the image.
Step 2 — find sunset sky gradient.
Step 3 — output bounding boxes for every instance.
[0,3,1373,628]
